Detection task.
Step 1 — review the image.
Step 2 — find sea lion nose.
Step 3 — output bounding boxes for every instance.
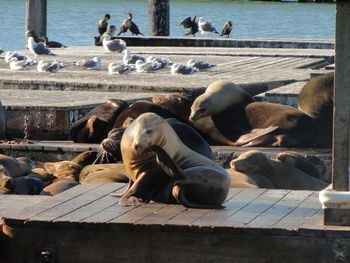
[133,143,141,151]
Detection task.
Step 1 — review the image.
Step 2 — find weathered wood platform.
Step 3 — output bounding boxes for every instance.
[1,183,349,263]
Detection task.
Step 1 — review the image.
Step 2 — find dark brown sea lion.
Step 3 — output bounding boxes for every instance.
[70,98,128,143]
[13,176,47,195]
[298,72,334,147]
[79,163,129,183]
[0,100,6,140]
[231,150,328,190]
[0,154,27,178]
[116,112,230,208]
[16,157,36,174]
[71,151,101,167]
[27,168,56,182]
[40,178,79,196]
[113,100,184,129]
[190,80,317,147]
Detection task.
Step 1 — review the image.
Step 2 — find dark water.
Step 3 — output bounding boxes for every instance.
[0,0,335,51]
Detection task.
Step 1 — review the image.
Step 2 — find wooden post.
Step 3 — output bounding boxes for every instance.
[332,0,350,191]
[148,0,169,36]
[25,0,47,37]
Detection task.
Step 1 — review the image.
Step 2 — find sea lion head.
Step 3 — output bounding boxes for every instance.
[100,127,125,160]
[230,150,272,175]
[130,112,166,153]
[44,161,82,181]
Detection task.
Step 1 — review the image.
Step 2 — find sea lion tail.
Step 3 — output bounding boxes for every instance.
[144,145,185,180]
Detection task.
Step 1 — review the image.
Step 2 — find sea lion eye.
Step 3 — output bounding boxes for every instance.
[146,129,153,134]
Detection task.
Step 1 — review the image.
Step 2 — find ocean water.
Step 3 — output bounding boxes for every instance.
[0,0,335,51]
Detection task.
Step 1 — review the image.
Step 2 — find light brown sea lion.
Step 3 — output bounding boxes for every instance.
[0,154,27,178]
[231,150,328,190]
[27,168,56,182]
[70,98,128,143]
[40,178,79,196]
[71,151,101,167]
[298,72,334,147]
[117,112,231,208]
[190,80,317,147]
[0,100,6,140]
[44,161,82,181]
[0,165,13,192]
[79,163,129,183]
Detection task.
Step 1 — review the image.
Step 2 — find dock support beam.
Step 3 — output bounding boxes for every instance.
[324,0,350,226]
[148,0,169,36]
[25,0,47,37]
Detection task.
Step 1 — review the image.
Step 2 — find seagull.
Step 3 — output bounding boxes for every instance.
[25,30,42,45]
[118,13,143,36]
[186,59,215,70]
[4,51,28,63]
[27,36,55,59]
[198,17,219,36]
[220,20,233,37]
[98,14,111,36]
[42,36,67,48]
[108,25,118,37]
[75,57,101,70]
[170,63,197,75]
[37,60,62,73]
[135,60,160,73]
[9,57,35,70]
[122,49,145,65]
[102,33,127,53]
[108,62,132,74]
[146,56,172,68]
[180,16,199,36]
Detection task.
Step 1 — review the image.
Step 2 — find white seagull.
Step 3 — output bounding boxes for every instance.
[122,49,146,66]
[75,57,101,70]
[198,17,219,36]
[108,62,132,74]
[9,57,35,70]
[5,51,28,63]
[170,63,197,75]
[135,60,161,73]
[187,59,215,70]
[27,36,55,59]
[102,33,127,53]
[145,56,172,68]
[37,60,62,73]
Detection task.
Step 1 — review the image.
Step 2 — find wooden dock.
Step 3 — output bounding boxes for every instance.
[1,183,350,263]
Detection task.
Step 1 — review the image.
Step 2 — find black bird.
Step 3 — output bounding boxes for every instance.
[118,13,143,36]
[98,14,111,36]
[180,16,199,36]
[220,20,233,38]
[41,36,67,48]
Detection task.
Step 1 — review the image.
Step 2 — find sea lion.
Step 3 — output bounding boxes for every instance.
[40,178,79,196]
[231,150,328,190]
[0,100,6,140]
[118,112,230,208]
[71,151,101,167]
[12,176,47,195]
[0,154,27,178]
[27,168,56,182]
[101,118,213,162]
[0,165,13,192]
[70,98,128,143]
[113,100,184,129]
[16,157,36,174]
[298,72,334,147]
[44,161,82,181]
[79,163,129,183]
[190,80,317,147]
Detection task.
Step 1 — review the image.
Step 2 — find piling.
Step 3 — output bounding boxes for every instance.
[25,0,47,38]
[148,0,169,36]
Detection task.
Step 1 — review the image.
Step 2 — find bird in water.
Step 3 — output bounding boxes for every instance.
[117,13,143,36]
[180,16,199,37]
[198,17,219,36]
[98,14,111,36]
[220,20,233,37]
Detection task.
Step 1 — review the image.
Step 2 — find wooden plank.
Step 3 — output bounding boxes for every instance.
[273,191,321,229]
[298,208,325,236]
[30,183,120,222]
[191,188,266,227]
[53,183,126,222]
[82,203,136,223]
[0,195,49,218]
[247,190,313,228]
[109,202,167,224]
[219,189,289,227]
[137,204,187,225]
[5,183,104,221]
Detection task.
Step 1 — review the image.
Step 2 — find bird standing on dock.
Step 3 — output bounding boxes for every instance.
[27,36,55,59]
[108,25,118,37]
[170,63,197,75]
[180,16,199,36]
[98,14,111,36]
[117,13,143,36]
[102,33,127,54]
[220,20,233,37]
[42,36,67,48]
[122,49,145,66]
[198,17,219,36]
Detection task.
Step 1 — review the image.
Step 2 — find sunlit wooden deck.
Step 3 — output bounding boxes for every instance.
[1,183,350,263]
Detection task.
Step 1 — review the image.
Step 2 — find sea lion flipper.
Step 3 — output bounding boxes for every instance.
[234,126,279,146]
[144,145,185,180]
